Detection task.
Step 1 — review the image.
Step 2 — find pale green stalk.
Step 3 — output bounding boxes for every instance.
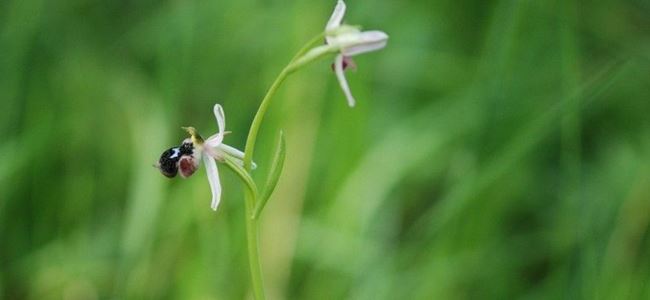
[243,189,264,300]
[243,32,325,171]
[239,32,327,300]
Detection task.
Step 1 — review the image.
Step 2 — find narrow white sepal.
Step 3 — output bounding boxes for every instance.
[334,54,356,107]
[340,31,388,56]
[203,155,222,211]
[217,144,258,169]
[212,104,226,145]
[326,0,346,32]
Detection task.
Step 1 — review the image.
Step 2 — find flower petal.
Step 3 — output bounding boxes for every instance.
[217,143,245,159]
[334,54,356,107]
[205,133,223,148]
[340,31,388,56]
[209,104,226,146]
[326,0,346,31]
[203,155,222,211]
[217,144,258,169]
[214,104,226,132]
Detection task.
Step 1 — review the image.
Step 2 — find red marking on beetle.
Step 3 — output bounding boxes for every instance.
[179,156,197,178]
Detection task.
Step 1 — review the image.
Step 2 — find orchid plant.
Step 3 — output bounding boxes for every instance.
[156,1,387,299]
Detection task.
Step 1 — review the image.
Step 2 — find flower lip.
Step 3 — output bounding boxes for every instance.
[158,147,181,178]
[179,140,194,155]
[330,56,356,71]
[179,155,199,178]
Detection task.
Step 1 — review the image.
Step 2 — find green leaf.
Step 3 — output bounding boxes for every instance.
[253,131,286,219]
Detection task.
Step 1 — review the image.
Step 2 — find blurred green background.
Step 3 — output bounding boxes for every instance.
[1,0,650,299]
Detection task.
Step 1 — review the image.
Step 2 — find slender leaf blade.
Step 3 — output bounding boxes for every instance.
[254,131,287,219]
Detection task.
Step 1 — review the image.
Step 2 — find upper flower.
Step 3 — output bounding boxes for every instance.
[326,0,388,107]
[325,1,388,58]
[295,0,388,107]
[157,104,253,211]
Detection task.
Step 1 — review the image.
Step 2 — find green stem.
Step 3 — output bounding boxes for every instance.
[244,195,264,300]
[290,32,327,64]
[242,68,291,171]
[239,32,325,300]
[243,32,325,170]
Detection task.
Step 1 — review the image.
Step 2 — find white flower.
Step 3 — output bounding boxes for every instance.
[157,104,253,211]
[325,0,388,107]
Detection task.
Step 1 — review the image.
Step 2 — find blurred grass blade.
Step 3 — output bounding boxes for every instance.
[254,131,286,219]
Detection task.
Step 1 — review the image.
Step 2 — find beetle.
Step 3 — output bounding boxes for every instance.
[157,140,198,178]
